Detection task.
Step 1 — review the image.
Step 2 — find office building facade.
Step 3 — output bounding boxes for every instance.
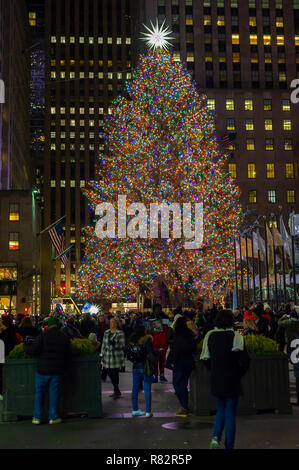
[41,0,135,306]
[139,0,299,225]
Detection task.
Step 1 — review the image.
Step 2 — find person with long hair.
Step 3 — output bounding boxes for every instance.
[127,325,155,417]
[172,316,197,418]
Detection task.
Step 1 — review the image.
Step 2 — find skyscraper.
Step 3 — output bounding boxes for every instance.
[0,0,32,190]
[139,0,299,223]
[41,0,135,306]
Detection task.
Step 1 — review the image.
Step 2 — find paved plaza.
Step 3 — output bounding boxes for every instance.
[1,364,299,450]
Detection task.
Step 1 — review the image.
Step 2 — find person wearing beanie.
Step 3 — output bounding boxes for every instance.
[23,316,72,425]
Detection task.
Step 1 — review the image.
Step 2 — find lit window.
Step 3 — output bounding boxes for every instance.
[267,163,275,178]
[283,120,292,131]
[268,190,276,204]
[284,139,292,150]
[227,119,235,131]
[217,16,225,26]
[245,99,253,111]
[279,72,287,82]
[232,35,239,44]
[9,204,19,222]
[277,36,285,46]
[204,16,211,25]
[249,17,257,26]
[276,18,284,27]
[265,119,273,131]
[51,107,56,115]
[51,181,56,187]
[246,119,254,131]
[249,190,257,203]
[263,35,271,45]
[226,99,234,110]
[248,163,256,178]
[9,233,19,251]
[206,98,215,110]
[287,190,295,203]
[286,164,294,179]
[264,99,272,111]
[126,38,131,45]
[70,181,75,188]
[295,36,299,46]
[266,139,274,150]
[229,163,237,179]
[247,139,255,151]
[282,100,290,111]
[51,37,56,43]
[186,18,194,25]
[250,35,258,45]
[80,181,85,188]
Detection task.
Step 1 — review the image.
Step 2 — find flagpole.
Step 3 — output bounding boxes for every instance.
[239,234,244,309]
[263,216,270,302]
[233,238,239,308]
[270,215,279,311]
[279,207,287,305]
[257,244,263,304]
[38,215,66,237]
[251,230,256,303]
[290,208,297,305]
[245,232,250,304]
[52,245,73,262]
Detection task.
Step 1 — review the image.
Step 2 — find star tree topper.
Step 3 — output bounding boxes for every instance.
[140,19,174,51]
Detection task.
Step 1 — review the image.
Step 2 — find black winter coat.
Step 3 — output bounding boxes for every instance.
[23,327,72,375]
[203,330,250,398]
[130,335,155,370]
[172,333,197,371]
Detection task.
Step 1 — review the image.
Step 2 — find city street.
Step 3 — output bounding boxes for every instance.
[1,365,299,450]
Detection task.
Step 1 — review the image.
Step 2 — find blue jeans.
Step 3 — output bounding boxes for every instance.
[34,372,62,421]
[132,369,152,413]
[213,397,239,449]
[173,365,193,410]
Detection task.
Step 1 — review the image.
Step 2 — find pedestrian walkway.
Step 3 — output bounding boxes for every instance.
[102,363,179,419]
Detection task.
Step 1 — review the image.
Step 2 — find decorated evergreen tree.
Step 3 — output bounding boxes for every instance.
[76,48,242,303]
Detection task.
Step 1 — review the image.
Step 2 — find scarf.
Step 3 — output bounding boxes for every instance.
[200,327,244,360]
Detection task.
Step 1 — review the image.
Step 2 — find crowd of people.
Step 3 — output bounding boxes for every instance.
[0,300,298,449]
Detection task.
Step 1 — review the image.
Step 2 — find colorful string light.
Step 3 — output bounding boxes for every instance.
[76,50,243,303]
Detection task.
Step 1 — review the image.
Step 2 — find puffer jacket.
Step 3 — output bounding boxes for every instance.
[23,327,72,375]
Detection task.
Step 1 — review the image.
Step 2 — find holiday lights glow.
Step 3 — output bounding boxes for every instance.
[76,50,243,303]
[140,19,174,51]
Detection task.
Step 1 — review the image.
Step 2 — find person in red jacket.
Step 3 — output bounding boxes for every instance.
[145,305,170,383]
[243,302,255,321]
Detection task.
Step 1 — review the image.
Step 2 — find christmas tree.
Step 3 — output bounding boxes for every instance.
[76,49,242,303]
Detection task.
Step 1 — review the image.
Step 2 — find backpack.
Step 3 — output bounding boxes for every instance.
[126,342,147,364]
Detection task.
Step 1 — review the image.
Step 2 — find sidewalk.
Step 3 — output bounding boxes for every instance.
[1,364,299,449]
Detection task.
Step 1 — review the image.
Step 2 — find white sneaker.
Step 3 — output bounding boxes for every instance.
[132,410,145,417]
[145,413,153,418]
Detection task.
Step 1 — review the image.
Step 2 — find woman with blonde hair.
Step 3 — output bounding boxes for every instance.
[101,318,125,399]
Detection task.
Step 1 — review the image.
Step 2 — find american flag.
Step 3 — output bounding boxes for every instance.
[220,133,237,150]
[48,222,70,269]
